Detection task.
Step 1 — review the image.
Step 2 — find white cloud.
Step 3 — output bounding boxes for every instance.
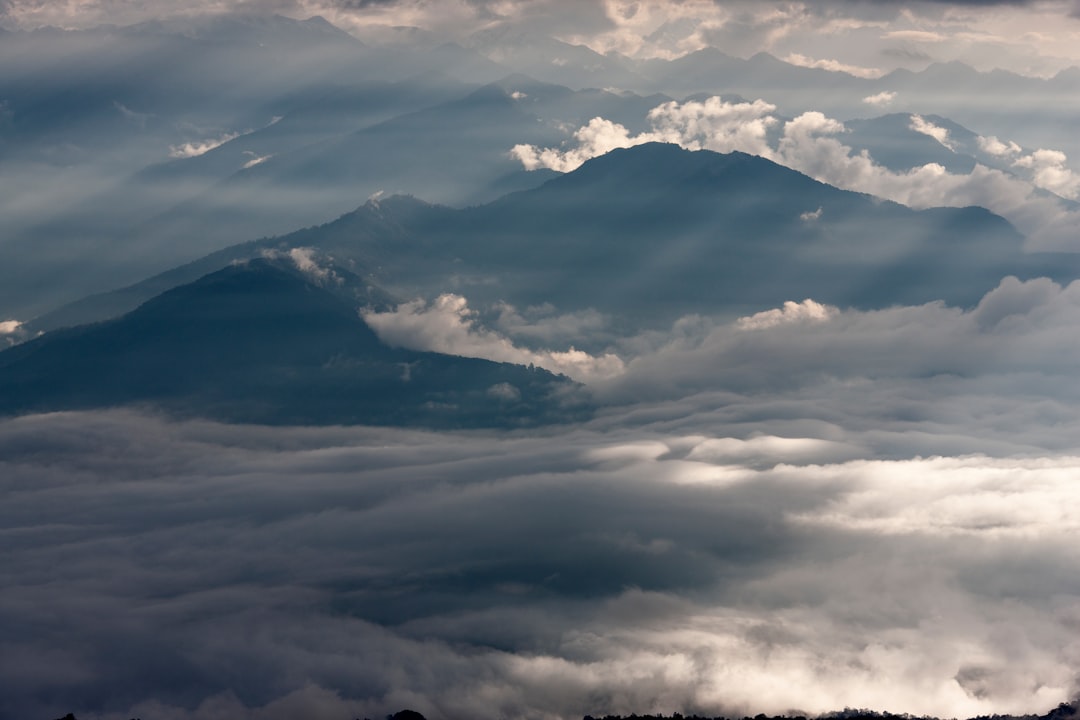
[978,135,1022,157]
[645,97,779,157]
[799,207,823,221]
[1012,148,1080,200]
[909,114,955,151]
[736,299,836,330]
[0,319,28,347]
[790,454,1080,538]
[862,91,897,107]
[883,29,947,43]
[783,53,884,79]
[686,435,862,466]
[168,131,241,159]
[512,98,778,173]
[288,247,339,284]
[511,117,651,173]
[362,294,625,383]
[242,152,273,169]
[256,247,340,285]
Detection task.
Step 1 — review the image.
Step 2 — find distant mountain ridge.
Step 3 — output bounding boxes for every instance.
[29,142,1080,336]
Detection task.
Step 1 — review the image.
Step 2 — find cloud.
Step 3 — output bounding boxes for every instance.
[3,0,1080,78]
[910,114,956,150]
[978,135,1022,157]
[242,152,273,169]
[736,298,836,330]
[255,246,341,286]
[644,97,779,156]
[883,29,948,43]
[168,131,242,159]
[1012,148,1080,200]
[974,135,1080,201]
[0,319,28,347]
[862,90,897,106]
[512,97,778,172]
[511,117,648,173]
[783,52,885,78]
[592,275,1080,413]
[3,401,1080,720]
[492,302,611,346]
[362,293,625,382]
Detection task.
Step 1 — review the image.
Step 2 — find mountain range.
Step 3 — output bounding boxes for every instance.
[4,14,1078,319]
[31,142,1079,335]
[6,141,1079,427]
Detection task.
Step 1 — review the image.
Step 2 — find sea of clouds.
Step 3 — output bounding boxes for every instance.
[6,275,1080,720]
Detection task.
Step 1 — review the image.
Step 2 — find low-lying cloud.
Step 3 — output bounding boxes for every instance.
[3,402,1079,720]
[363,294,625,382]
[597,276,1080,408]
[8,271,1080,718]
[783,53,885,79]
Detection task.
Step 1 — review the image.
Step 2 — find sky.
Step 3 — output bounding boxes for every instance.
[4,2,1080,720]
[4,0,1080,75]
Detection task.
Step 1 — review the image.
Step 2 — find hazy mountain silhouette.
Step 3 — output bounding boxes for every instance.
[430,143,1074,320]
[32,143,1080,334]
[0,259,581,427]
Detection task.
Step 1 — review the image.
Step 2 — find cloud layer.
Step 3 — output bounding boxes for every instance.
[5,0,1080,75]
[8,275,1080,718]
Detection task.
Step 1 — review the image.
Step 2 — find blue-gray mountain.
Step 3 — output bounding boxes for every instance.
[0,258,581,427]
[32,142,1080,336]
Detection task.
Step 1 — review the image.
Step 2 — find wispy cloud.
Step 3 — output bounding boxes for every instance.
[783,52,885,78]
[362,294,625,382]
[909,114,956,150]
[862,90,897,107]
[168,131,241,159]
